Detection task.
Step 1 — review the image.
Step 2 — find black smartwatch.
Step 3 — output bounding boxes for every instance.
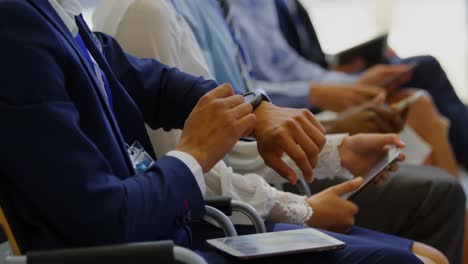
[240,90,270,142]
[243,90,270,110]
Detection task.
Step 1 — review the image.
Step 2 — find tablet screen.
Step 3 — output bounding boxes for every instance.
[342,146,400,200]
[207,228,345,259]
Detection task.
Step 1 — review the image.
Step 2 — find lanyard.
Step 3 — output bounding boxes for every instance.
[170,0,181,16]
[74,33,114,112]
[210,0,246,63]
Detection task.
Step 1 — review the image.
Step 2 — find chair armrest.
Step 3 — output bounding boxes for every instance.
[203,206,237,237]
[6,241,176,264]
[174,246,207,264]
[205,197,266,234]
[297,178,312,197]
[231,201,266,233]
[204,196,232,216]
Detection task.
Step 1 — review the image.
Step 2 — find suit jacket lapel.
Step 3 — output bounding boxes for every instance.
[27,0,135,174]
[28,1,112,115]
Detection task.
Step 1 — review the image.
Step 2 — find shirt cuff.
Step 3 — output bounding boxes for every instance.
[315,133,354,180]
[166,150,206,197]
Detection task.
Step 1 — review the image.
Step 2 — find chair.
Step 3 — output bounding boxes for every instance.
[297,178,312,197]
[0,195,264,263]
[4,241,207,264]
[0,223,6,243]
[204,197,266,234]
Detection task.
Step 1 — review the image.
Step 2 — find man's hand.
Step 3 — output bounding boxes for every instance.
[310,84,383,112]
[331,56,366,73]
[253,102,326,184]
[177,84,256,172]
[339,134,405,179]
[358,64,411,92]
[306,178,363,233]
[325,94,405,134]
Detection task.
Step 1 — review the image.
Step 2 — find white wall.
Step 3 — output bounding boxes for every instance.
[302,0,468,102]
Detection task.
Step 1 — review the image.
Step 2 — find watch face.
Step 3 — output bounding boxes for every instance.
[244,93,256,102]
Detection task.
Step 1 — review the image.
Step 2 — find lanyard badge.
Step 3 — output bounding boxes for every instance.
[127,141,155,173]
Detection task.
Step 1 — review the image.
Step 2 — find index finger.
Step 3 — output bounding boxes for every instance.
[278,135,314,182]
[374,106,404,131]
[329,177,364,196]
[206,83,235,98]
[300,109,327,134]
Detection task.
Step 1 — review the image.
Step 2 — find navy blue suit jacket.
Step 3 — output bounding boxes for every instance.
[0,0,218,251]
[275,0,328,68]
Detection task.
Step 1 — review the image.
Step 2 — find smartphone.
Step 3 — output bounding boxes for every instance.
[378,61,420,88]
[342,146,400,201]
[392,90,426,111]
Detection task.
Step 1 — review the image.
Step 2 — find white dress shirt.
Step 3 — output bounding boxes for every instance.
[49,0,206,196]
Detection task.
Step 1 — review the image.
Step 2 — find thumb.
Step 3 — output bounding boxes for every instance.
[372,92,387,105]
[329,177,364,196]
[377,133,406,149]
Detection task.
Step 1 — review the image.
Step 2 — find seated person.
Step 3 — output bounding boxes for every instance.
[232,0,468,167]
[0,0,451,263]
[275,0,466,172]
[216,0,459,176]
[93,0,464,262]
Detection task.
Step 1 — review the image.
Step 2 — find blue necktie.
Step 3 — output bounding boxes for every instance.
[74,33,114,112]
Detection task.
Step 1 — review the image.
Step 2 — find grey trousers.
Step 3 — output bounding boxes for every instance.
[284,165,466,264]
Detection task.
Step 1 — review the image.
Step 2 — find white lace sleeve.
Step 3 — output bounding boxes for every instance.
[315,133,354,180]
[266,189,312,225]
[203,160,312,225]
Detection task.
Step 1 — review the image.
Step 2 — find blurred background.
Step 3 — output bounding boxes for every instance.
[300,0,468,103]
[82,0,468,102]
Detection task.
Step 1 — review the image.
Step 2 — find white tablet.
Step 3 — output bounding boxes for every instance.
[207,228,346,260]
[342,146,400,201]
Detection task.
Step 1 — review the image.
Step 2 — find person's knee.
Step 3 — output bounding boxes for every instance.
[403,166,465,218]
[449,178,466,209]
[412,242,449,264]
[373,247,424,264]
[435,169,466,209]
[412,55,443,73]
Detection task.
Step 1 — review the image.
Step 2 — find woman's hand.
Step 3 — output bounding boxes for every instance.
[339,134,405,182]
[306,178,363,233]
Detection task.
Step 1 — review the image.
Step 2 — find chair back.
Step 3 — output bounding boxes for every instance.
[0,207,21,255]
[0,183,29,255]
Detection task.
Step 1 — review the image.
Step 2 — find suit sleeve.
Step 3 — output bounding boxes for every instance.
[94,31,219,130]
[0,1,204,246]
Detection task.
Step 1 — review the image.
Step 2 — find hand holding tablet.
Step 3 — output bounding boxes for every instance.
[342,145,401,201]
[378,62,420,89]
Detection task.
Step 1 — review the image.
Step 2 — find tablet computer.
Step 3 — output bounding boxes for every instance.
[326,32,388,68]
[207,228,346,260]
[342,146,400,201]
